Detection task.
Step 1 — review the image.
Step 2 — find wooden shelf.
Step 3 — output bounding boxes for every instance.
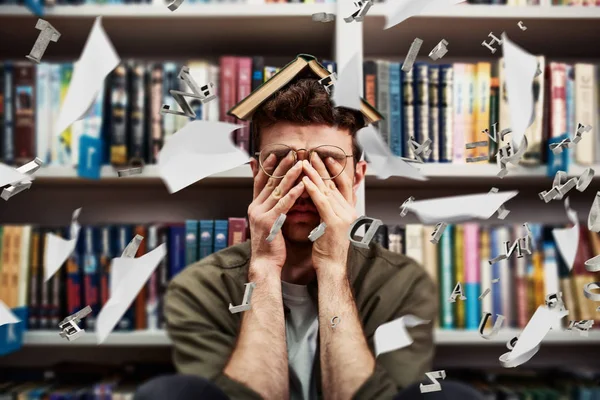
[22,328,600,346]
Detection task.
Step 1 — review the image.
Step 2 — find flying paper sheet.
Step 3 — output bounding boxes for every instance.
[44,208,82,282]
[374,314,430,357]
[0,301,20,327]
[54,17,120,136]
[158,120,250,193]
[500,305,568,368]
[405,191,518,224]
[96,243,167,344]
[552,198,579,271]
[0,163,34,187]
[383,0,464,30]
[502,33,538,151]
[357,125,427,181]
[332,52,362,112]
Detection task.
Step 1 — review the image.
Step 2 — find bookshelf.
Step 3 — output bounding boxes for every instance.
[0,2,599,392]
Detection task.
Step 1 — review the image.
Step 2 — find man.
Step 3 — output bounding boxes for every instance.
[135,56,479,400]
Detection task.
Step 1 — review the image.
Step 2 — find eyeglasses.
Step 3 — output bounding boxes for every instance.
[255,144,353,180]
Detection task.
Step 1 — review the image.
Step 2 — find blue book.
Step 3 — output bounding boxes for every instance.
[168,224,186,278]
[438,224,454,329]
[3,62,14,164]
[490,227,502,318]
[321,60,337,74]
[185,220,199,265]
[547,133,570,177]
[199,220,214,259]
[438,65,453,162]
[213,220,229,253]
[82,227,100,332]
[114,225,134,331]
[389,62,403,157]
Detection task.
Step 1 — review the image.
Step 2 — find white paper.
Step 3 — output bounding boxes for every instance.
[44,208,82,282]
[55,17,120,136]
[0,300,20,327]
[502,33,538,150]
[501,305,568,368]
[374,314,430,357]
[0,163,34,187]
[406,191,518,224]
[552,198,579,271]
[332,52,361,112]
[158,120,251,193]
[96,243,167,344]
[357,125,427,181]
[383,0,464,30]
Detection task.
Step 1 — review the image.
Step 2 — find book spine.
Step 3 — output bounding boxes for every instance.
[168,224,185,278]
[134,225,147,330]
[3,63,13,164]
[207,65,220,122]
[550,62,568,140]
[490,227,503,317]
[363,61,378,126]
[50,250,62,327]
[58,64,73,165]
[402,67,415,158]
[454,225,465,329]
[251,56,265,91]
[128,63,147,164]
[235,57,252,152]
[463,64,476,160]
[27,228,38,329]
[421,226,438,307]
[99,226,112,310]
[185,220,199,265]
[479,227,492,315]
[439,224,454,329]
[116,226,134,331]
[0,64,5,164]
[162,62,179,141]
[475,62,491,159]
[574,63,595,165]
[389,62,403,157]
[227,218,247,246]
[65,230,83,327]
[405,225,424,265]
[50,64,62,164]
[514,225,529,328]
[157,226,169,329]
[263,66,278,83]
[35,63,50,164]
[525,56,545,165]
[199,220,214,259]
[463,223,480,330]
[531,225,545,311]
[219,56,238,124]
[428,66,440,162]
[322,60,337,74]
[489,75,500,162]
[110,64,129,167]
[149,64,164,164]
[83,227,99,331]
[439,65,453,162]
[543,239,561,329]
[146,225,159,330]
[566,65,575,165]
[376,60,391,145]
[498,227,512,325]
[13,63,36,164]
[595,65,600,164]
[213,220,229,253]
[414,63,430,160]
[452,64,465,163]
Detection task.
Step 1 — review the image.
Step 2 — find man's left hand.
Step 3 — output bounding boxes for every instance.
[301,157,358,276]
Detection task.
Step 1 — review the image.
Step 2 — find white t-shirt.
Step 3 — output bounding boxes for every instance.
[282,281,319,400]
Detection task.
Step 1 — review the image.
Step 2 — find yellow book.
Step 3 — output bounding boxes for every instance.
[8,226,23,308]
[474,62,491,158]
[454,225,465,329]
[0,226,12,305]
[463,64,475,159]
[532,250,545,310]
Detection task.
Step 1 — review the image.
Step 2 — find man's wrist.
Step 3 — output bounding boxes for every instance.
[315,263,348,285]
[249,258,282,282]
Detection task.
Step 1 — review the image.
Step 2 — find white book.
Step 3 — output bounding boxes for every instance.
[207,65,220,122]
[496,227,513,325]
[480,231,492,314]
[405,224,424,265]
[421,225,438,285]
[17,226,32,307]
[376,60,391,144]
[35,63,51,164]
[574,63,595,165]
[49,64,62,165]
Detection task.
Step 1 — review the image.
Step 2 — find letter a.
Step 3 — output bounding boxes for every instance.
[448,281,466,303]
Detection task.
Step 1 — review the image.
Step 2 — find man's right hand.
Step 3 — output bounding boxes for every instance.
[248,153,304,273]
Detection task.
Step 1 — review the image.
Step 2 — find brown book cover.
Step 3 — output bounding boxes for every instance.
[134,225,147,330]
[12,64,35,164]
[149,64,164,164]
[220,56,238,125]
[227,218,247,246]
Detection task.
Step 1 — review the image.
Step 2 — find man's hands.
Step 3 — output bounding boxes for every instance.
[301,156,358,276]
[248,152,304,273]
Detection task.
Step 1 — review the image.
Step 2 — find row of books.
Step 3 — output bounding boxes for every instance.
[3,56,599,171]
[468,0,600,4]
[0,218,248,332]
[365,57,600,169]
[372,223,600,329]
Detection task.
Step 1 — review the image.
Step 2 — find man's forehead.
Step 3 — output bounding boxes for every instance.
[260,122,352,146]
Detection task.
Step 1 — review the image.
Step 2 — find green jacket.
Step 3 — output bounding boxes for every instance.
[165,240,437,400]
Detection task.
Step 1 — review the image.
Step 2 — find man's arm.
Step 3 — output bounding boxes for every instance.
[317,267,376,400]
[223,263,289,400]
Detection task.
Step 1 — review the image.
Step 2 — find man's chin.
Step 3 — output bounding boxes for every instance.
[282,221,319,243]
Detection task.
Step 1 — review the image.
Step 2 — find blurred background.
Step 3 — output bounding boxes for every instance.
[0,0,600,397]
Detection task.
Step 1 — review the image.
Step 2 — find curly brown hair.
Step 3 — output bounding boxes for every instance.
[251,78,365,165]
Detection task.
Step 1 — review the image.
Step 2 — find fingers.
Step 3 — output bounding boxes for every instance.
[326,157,353,202]
[255,152,296,204]
[301,176,337,222]
[261,161,304,211]
[253,153,275,200]
[302,160,330,194]
[270,181,306,216]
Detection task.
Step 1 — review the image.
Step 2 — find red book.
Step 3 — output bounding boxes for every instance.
[548,62,567,140]
[236,57,253,152]
[219,56,238,125]
[134,225,147,330]
[13,63,36,164]
[228,218,247,246]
